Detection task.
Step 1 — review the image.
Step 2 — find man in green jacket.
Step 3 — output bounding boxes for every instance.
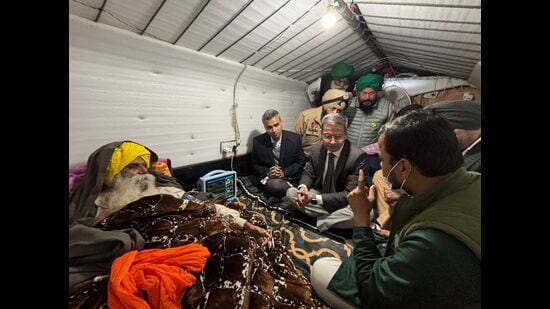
[311,110,481,308]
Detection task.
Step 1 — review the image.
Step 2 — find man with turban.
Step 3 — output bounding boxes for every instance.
[344,73,395,153]
[425,100,481,173]
[69,141,270,289]
[293,89,350,157]
[306,62,355,107]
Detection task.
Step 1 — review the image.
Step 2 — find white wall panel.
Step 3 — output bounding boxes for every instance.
[69,15,309,167]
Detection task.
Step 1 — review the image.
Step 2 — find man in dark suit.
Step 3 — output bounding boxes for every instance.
[285,112,369,231]
[251,109,306,199]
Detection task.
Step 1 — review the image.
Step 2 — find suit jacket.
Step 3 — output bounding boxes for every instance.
[300,140,368,212]
[251,130,306,185]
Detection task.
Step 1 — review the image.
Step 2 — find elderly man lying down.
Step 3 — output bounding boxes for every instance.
[69,141,324,308]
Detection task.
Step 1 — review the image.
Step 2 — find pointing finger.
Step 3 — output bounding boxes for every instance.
[357,168,365,190]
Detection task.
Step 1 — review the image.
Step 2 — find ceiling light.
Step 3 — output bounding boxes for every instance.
[322,12,337,29]
[322,0,339,29]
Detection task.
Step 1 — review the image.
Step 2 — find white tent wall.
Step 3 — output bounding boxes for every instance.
[69,15,309,167]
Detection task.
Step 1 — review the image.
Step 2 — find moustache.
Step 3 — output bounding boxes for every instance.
[358,100,376,113]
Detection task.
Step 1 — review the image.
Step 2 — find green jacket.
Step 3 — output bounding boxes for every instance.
[328,168,481,308]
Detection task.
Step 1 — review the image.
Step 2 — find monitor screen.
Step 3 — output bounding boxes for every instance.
[205,175,235,199]
[198,170,237,201]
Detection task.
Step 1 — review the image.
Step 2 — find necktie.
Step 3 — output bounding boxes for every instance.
[272,142,280,165]
[323,153,336,193]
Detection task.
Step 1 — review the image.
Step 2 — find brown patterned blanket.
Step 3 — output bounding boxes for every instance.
[69,194,350,308]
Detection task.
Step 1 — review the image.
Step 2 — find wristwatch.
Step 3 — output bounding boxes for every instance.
[310,197,318,205]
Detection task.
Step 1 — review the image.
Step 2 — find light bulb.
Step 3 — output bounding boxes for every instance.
[322,12,337,29]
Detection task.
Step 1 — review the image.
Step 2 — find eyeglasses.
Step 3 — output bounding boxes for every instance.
[321,134,346,141]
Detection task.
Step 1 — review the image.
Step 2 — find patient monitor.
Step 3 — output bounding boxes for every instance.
[198,170,237,201]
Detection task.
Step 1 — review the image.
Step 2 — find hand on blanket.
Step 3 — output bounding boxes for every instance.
[244,221,271,248]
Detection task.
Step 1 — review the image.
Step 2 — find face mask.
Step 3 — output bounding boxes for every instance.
[382,159,409,192]
[382,160,401,190]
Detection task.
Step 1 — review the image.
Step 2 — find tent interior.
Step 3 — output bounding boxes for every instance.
[69,1,481,307]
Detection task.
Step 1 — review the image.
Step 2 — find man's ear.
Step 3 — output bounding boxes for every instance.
[401,158,412,174]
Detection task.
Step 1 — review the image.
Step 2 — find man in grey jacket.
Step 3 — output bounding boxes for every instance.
[344,73,394,148]
[285,113,368,231]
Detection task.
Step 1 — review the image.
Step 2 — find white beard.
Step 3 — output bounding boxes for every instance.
[94,173,158,222]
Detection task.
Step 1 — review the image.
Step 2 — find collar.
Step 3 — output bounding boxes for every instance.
[462,136,481,156]
[270,132,282,145]
[327,145,344,158]
[385,167,478,256]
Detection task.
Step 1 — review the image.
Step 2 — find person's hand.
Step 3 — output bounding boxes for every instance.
[268,165,283,178]
[383,186,400,215]
[347,169,375,227]
[293,186,310,208]
[377,228,390,237]
[383,188,400,205]
[244,221,271,247]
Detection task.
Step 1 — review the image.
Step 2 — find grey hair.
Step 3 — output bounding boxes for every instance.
[321,112,348,132]
[262,109,280,122]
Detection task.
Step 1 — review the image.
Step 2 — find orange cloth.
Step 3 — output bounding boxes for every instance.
[108,243,210,309]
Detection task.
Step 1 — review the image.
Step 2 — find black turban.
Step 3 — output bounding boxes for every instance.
[425,100,481,130]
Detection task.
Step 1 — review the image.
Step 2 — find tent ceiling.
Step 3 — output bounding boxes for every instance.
[69,0,481,82]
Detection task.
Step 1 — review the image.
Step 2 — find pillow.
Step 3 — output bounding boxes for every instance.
[69,162,88,195]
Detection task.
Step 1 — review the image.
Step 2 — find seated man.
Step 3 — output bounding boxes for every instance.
[286,113,368,232]
[311,110,480,308]
[251,109,306,199]
[372,100,482,232]
[293,89,350,158]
